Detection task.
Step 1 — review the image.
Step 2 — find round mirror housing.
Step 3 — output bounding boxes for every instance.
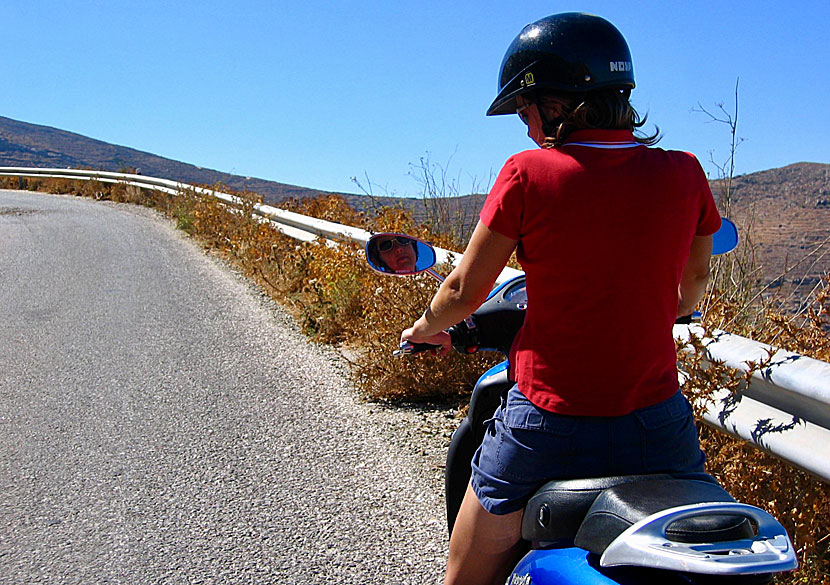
[712,218,739,256]
[365,233,437,276]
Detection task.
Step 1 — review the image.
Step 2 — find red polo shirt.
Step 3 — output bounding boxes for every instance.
[480,130,720,416]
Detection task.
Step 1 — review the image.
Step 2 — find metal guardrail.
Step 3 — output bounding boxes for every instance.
[674,325,830,482]
[2,167,828,481]
[0,167,522,283]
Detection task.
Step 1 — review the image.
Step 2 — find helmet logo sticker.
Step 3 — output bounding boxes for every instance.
[522,72,536,88]
[609,61,632,72]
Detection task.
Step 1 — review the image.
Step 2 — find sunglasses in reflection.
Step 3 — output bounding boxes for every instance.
[377,236,414,252]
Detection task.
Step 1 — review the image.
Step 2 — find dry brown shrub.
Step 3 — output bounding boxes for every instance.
[285,239,368,343]
[246,195,371,342]
[282,193,366,228]
[350,265,502,402]
[108,182,148,205]
[42,177,77,194]
[704,277,830,362]
[76,178,108,200]
[237,196,500,402]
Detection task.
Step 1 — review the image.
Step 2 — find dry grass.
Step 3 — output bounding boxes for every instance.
[5,174,828,582]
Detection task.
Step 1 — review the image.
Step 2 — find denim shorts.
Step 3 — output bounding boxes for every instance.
[470,385,706,515]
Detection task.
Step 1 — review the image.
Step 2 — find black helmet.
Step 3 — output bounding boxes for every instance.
[487,12,635,116]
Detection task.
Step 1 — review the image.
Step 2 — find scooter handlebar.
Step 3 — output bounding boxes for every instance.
[393,340,443,357]
[675,311,702,325]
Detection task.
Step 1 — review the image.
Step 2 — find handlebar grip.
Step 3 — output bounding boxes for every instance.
[393,341,442,357]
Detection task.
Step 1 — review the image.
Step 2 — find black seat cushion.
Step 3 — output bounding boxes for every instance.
[521,474,676,545]
[574,479,756,555]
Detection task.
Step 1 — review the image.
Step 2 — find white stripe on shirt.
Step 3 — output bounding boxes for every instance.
[562,141,642,149]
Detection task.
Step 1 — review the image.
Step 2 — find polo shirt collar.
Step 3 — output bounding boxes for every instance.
[561,129,641,149]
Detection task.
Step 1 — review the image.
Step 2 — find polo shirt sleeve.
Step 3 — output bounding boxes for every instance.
[480,156,523,240]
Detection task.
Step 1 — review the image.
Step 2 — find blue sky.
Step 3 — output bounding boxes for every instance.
[2,1,828,197]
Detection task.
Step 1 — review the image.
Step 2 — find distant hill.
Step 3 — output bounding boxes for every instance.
[2,115,827,309]
[721,162,830,274]
[0,115,386,208]
[714,162,830,309]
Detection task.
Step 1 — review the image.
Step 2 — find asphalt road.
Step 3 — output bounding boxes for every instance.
[0,190,447,584]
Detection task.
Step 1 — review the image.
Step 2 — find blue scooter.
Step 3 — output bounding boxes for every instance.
[365,219,797,584]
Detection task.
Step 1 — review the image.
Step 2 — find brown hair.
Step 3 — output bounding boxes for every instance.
[535,89,660,148]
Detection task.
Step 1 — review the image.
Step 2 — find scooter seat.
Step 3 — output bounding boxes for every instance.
[574,478,755,555]
[521,473,681,546]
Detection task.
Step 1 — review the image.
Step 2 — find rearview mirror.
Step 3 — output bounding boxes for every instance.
[712,218,739,256]
[365,233,437,276]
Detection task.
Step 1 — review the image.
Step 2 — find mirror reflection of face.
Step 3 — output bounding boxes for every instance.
[376,236,417,273]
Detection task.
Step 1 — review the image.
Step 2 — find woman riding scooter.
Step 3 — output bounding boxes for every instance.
[400,13,722,585]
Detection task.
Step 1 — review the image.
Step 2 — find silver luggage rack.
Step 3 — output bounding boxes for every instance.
[600,502,798,575]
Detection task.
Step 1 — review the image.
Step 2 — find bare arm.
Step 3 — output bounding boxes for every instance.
[402,221,518,348]
[677,235,713,317]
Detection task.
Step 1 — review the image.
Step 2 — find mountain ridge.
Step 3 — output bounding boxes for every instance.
[0,115,357,203]
[1,115,827,308]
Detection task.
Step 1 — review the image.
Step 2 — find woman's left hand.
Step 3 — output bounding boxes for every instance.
[400,327,452,357]
[395,221,517,358]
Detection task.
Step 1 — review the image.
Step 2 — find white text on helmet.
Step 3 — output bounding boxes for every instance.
[609,61,632,72]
